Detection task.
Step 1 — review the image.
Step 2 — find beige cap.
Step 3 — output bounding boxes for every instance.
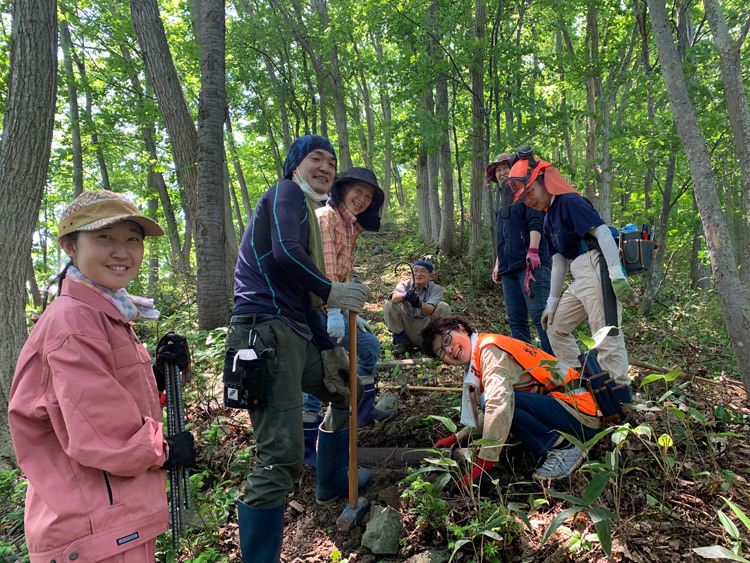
[58,190,164,240]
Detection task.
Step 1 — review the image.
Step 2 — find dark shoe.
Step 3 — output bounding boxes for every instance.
[315,425,372,505]
[237,500,284,563]
[357,382,396,428]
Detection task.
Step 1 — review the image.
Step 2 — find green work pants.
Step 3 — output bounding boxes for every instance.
[227,315,346,507]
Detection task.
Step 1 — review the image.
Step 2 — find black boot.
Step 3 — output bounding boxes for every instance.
[237,499,284,563]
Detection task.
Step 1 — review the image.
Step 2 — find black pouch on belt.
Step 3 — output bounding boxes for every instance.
[579,352,631,425]
[223,347,270,410]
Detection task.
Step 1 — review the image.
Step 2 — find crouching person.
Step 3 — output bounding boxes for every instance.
[421,316,602,485]
[384,260,451,358]
[228,135,372,563]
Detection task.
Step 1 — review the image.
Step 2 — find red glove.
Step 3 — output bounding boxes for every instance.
[434,434,458,449]
[526,247,541,270]
[461,457,495,489]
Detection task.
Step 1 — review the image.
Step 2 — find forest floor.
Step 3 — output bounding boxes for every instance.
[179,223,750,562]
[2,223,749,562]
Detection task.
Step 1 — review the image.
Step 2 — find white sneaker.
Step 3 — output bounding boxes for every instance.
[533,445,584,480]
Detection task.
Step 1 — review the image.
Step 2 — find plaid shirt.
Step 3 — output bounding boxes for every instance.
[316,203,364,282]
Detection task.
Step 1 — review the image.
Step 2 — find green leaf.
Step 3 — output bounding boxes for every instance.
[688,407,705,424]
[579,333,596,349]
[722,497,750,531]
[428,415,457,433]
[592,515,613,556]
[717,509,740,540]
[692,546,750,562]
[664,368,682,382]
[667,407,687,419]
[582,471,611,506]
[547,490,586,505]
[541,507,580,545]
[640,374,665,386]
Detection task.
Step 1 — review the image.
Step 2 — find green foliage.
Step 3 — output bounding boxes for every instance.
[0,469,29,561]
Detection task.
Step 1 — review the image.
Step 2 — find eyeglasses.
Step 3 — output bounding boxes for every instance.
[434,331,453,360]
[413,267,430,275]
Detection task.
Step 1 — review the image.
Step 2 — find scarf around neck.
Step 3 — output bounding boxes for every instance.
[66,265,160,322]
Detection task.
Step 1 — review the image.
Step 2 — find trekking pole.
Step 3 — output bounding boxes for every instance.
[171,363,192,509]
[164,364,180,551]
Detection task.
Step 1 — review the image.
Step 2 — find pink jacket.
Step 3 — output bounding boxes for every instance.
[8,279,169,562]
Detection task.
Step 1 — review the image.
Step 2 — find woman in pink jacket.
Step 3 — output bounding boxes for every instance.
[8,191,195,562]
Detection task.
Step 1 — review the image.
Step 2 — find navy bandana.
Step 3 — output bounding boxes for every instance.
[282,135,337,179]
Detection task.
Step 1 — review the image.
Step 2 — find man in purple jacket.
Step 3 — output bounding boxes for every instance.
[228,135,371,563]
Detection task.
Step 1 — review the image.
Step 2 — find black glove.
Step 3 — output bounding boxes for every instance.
[156,332,191,370]
[403,289,422,309]
[162,430,196,469]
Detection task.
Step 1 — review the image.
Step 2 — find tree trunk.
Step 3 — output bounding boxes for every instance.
[469,0,487,255]
[131,0,199,221]
[273,0,352,170]
[434,2,454,255]
[416,154,431,240]
[0,0,57,470]
[225,114,253,217]
[639,157,675,314]
[648,0,750,396]
[374,34,392,219]
[59,18,83,196]
[120,45,190,275]
[702,0,750,288]
[27,254,42,309]
[196,0,231,330]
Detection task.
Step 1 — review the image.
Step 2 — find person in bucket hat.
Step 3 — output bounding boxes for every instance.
[504,147,638,391]
[228,136,373,562]
[9,190,194,562]
[300,167,393,440]
[487,151,553,354]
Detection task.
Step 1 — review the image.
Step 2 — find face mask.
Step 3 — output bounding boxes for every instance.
[293,170,328,202]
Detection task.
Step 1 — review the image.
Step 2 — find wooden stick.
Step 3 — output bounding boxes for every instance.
[348,311,358,510]
[376,358,431,370]
[376,383,461,393]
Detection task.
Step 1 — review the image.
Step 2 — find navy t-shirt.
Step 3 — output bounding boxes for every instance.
[544,193,605,259]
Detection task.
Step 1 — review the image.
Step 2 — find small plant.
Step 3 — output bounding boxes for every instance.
[693,497,750,562]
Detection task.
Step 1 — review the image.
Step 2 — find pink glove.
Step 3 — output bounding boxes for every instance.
[524,263,537,297]
[461,458,495,488]
[434,434,458,449]
[526,247,541,270]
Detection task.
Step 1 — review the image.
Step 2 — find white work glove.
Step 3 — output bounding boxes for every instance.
[356,315,372,333]
[541,297,560,331]
[326,308,346,343]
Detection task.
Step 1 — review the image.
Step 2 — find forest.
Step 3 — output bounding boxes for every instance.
[0,0,749,560]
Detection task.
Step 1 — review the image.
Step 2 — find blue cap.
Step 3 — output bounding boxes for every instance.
[413,260,433,273]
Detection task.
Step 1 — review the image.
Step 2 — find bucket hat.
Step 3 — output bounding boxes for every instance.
[329,167,385,232]
[485,152,514,183]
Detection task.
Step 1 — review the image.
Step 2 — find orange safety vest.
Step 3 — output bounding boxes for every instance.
[471,333,599,417]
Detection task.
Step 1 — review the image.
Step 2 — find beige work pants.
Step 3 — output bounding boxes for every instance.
[383,301,452,348]
[547,250,630,386]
